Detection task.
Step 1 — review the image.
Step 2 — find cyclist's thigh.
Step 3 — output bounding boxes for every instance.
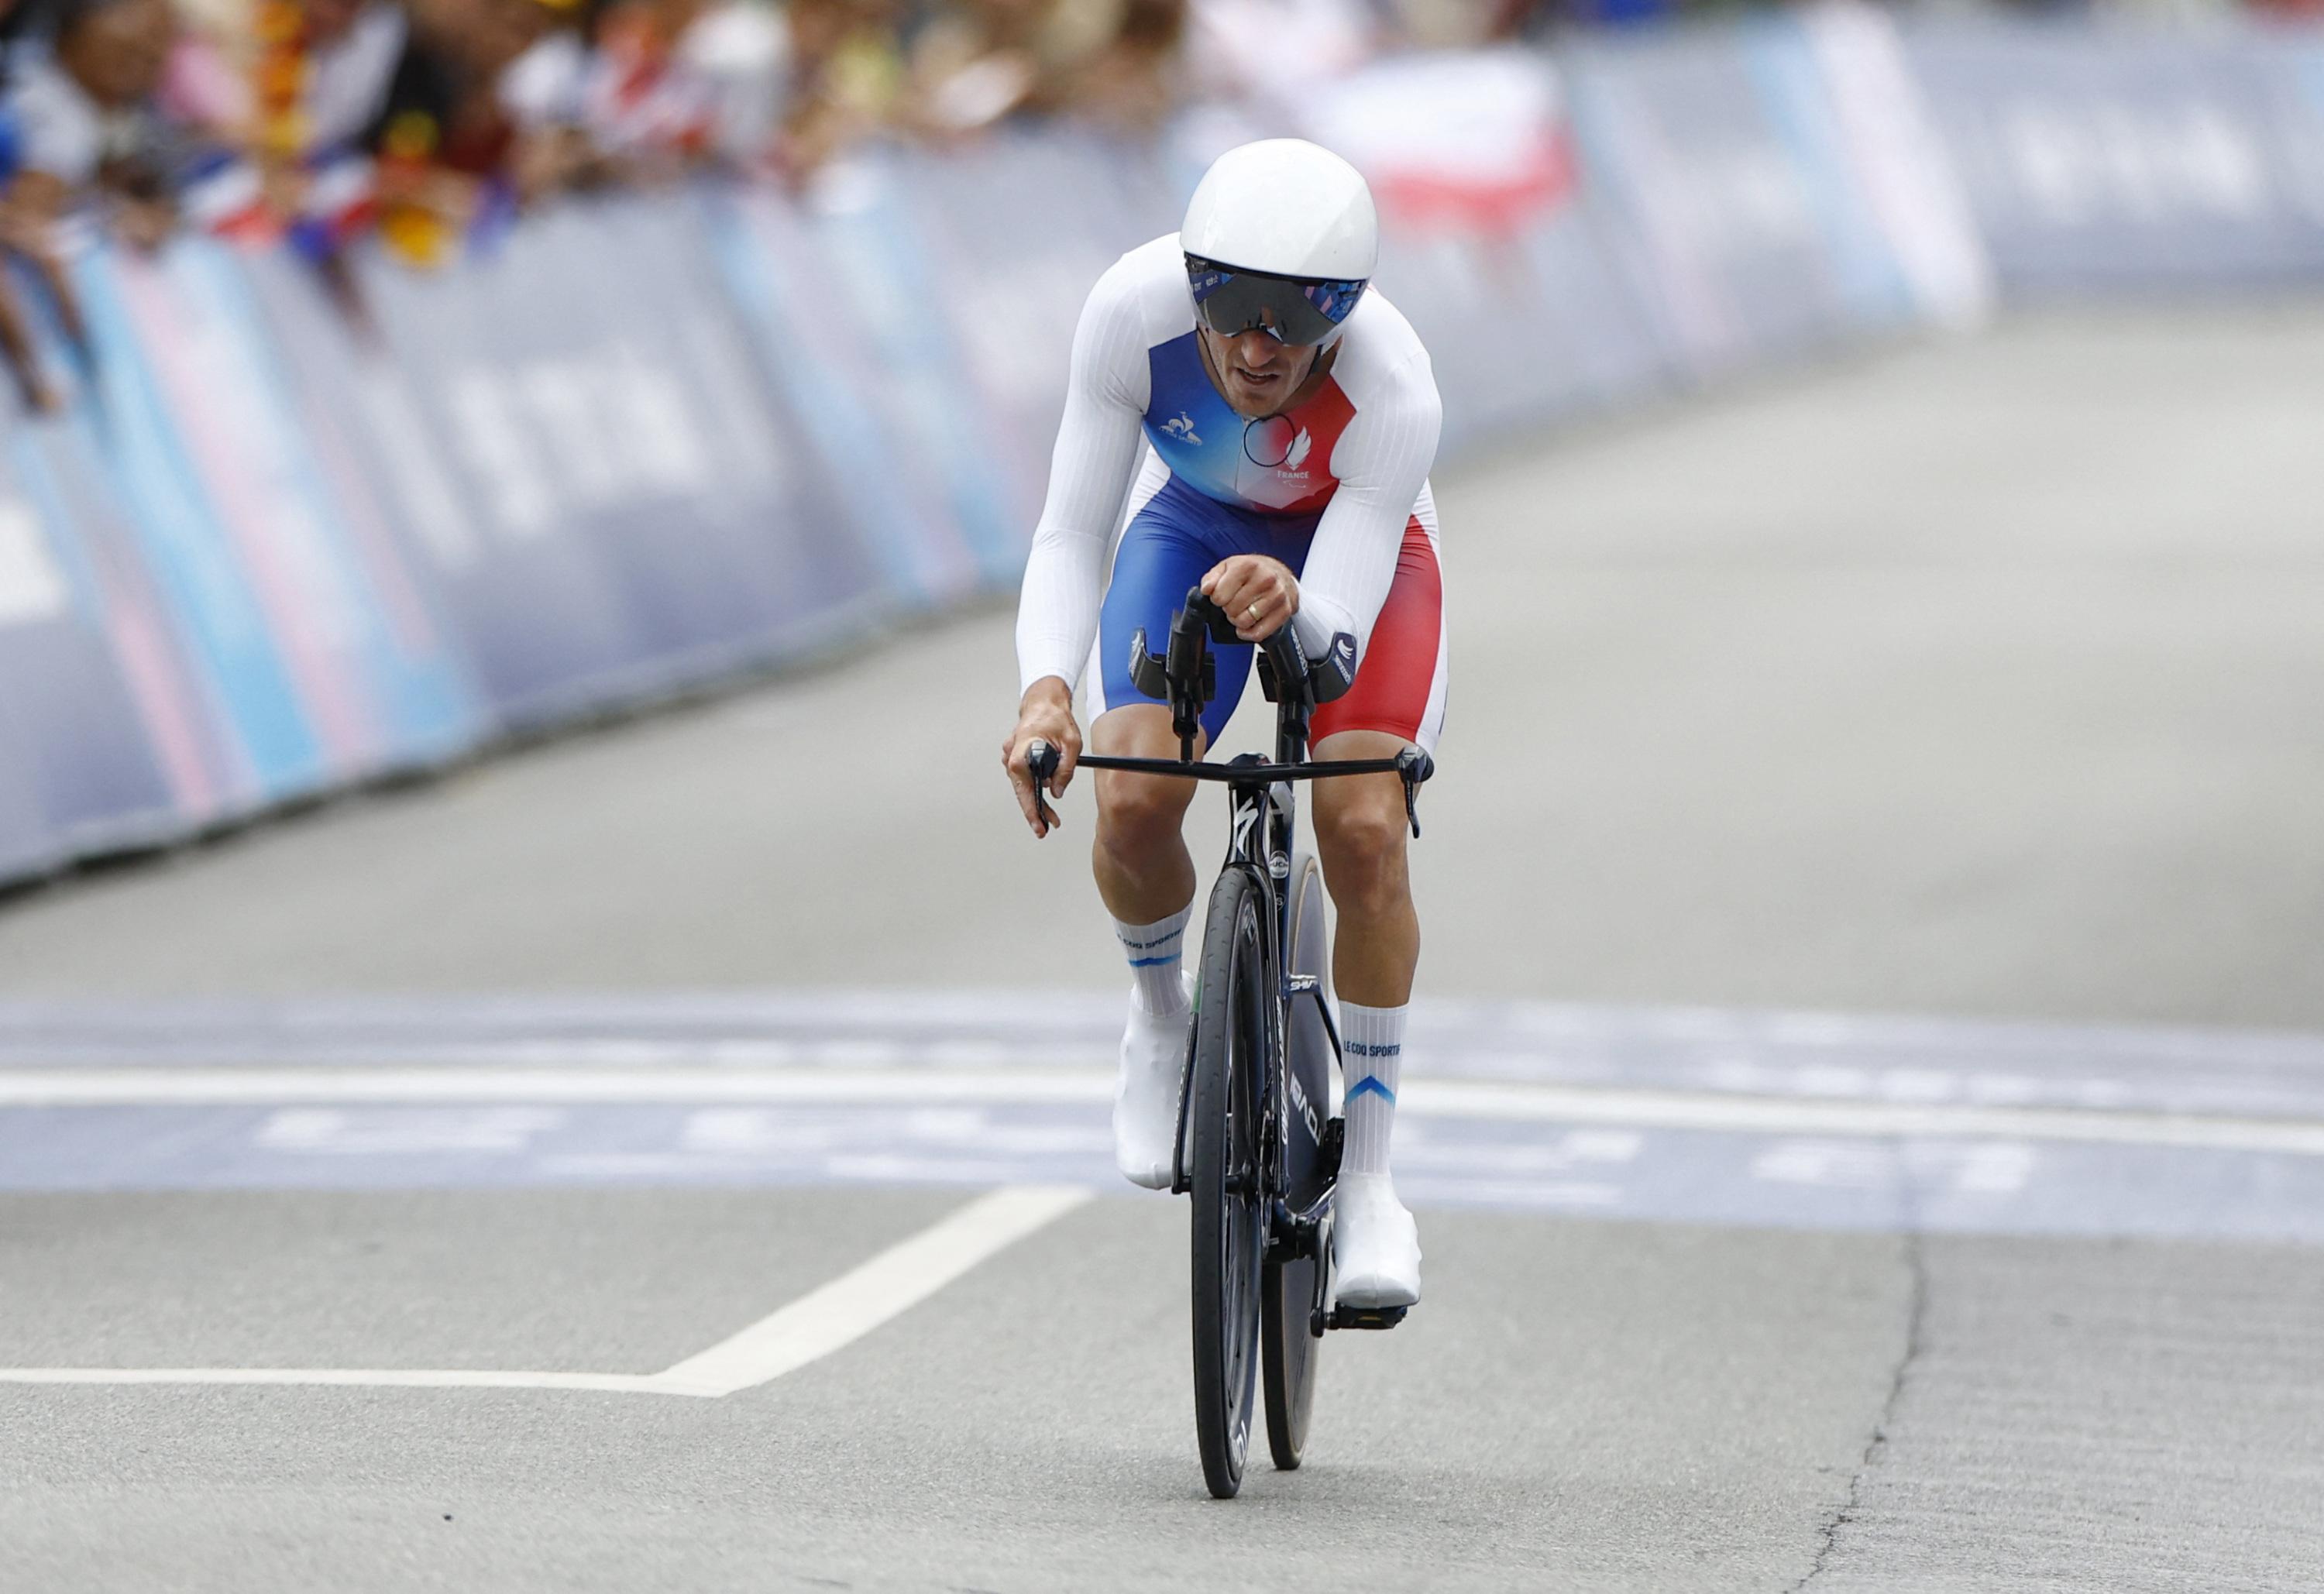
[1312,509,1446,755]
[1098,485,1257,747]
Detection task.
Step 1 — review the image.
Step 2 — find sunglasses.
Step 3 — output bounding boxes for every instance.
[1185,256,1367,348]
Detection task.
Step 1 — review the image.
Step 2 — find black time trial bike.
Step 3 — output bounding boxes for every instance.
[1027,589,1432,1499]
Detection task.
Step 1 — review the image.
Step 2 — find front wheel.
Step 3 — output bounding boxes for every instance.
[1188,864,1267,1500]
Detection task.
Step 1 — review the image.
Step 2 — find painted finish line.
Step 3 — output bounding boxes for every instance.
[0,1184,1090,1396]
[2,992,2322,1242]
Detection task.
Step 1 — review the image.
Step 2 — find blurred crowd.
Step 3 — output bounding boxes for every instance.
[0,0,1552,403]
[0,0,1535,270]
[0,0,2305,403]
[0,0,1580,413]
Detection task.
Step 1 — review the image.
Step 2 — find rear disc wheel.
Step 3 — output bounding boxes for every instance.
[1263,853,1329,1470]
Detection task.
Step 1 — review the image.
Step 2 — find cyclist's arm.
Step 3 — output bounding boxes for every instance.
[1292,349,1443,663]
[1015,261,1153,699]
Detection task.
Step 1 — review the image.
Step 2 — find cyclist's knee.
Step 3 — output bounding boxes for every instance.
[1314,785,1409,912]
[1095,770,1194,861]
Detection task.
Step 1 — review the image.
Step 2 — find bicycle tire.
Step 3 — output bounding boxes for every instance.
[1263,852,1329,1471]
[1189,864,1267,1500]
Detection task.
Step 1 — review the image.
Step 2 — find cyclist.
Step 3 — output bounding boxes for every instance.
[1002,139,1444,1311]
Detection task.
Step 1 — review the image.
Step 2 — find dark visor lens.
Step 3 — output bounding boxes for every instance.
[1186,257,1367,347]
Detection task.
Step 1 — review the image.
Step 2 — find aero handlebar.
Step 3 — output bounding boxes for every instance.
[1020,588,1435,837]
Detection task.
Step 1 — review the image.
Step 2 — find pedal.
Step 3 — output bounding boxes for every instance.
[1326,1304,1409,1331]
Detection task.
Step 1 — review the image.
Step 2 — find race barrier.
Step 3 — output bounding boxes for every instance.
[1904,19,2324,295]
[0,6,2315,888]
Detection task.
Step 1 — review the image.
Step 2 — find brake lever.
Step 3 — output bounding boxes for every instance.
[1024,739,1061,833]
[1395,747,1435,840]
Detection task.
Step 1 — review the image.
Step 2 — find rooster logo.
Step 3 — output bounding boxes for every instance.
[1162,411,1202,446]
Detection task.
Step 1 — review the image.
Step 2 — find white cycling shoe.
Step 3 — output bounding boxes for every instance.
[1332,1173,1422,1309]
[1114,977,1193,1190]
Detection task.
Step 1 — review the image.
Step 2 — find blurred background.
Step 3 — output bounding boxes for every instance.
[0,0,2321,1029]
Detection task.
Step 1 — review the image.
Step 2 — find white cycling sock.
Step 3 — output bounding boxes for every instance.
[1115,906,1191,1016]
[1339,1001,1406,1177]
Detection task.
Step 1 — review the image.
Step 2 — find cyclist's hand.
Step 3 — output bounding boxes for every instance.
[1002,678,1080,839]
[1202,555,1299,643]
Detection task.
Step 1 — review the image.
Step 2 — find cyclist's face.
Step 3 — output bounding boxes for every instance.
[1198,325,1320,419]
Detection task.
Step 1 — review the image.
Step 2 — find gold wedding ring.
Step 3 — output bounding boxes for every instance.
[1246,603,1262,625]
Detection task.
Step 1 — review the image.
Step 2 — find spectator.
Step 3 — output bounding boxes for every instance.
[363,0,593,259]
[1055,0,1184,136]
[6,0,187,245]
[1184,0,1372,113]
[0,0,58,410]
[586,0,786,173]
[777,0,906,181]
[0,0,187,407]
[280,0,411,159]
[904,0,1056,133]
[0,0,1208,295]
[159,0,409,242]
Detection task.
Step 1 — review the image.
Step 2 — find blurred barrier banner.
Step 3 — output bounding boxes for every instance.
[890,136,1152,533]
[1906,22,2324,292]
[1563,24,1912,377]
[154,249,483,780]
[777,156,1022,603]
[713,185,975,609]
[349,198,885,726]
[0,445,171,878]
[1799,3,1993,328]
[0,451,182,865]
[0,396,237,857]
[74,249,332,808]
[2,14,2321,888]
[593,199,892,667]
[0,724,52,881]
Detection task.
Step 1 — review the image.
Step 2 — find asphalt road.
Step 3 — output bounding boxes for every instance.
[4,307,2323,1591]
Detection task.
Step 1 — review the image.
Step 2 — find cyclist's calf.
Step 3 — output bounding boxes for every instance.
[1310,731,1421,1006]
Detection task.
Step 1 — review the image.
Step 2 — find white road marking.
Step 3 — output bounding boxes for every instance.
[0,1183,1090,1400]
[0,1068,1109,1108]
[0,1369,676,1395]
[7,1068,2324,1158]
[1408,1081,2324,1157]
[1749,1139,2039,1195]
[256,1107,567,1154]
[653,1183,1090,1396]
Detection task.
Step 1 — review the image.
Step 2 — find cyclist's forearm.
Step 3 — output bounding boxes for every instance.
[1294,501,1406,662]
[1016,520,1107,696]
[1295,360,1442,662]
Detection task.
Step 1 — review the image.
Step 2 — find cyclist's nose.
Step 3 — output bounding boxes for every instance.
[1229,328,1289,368]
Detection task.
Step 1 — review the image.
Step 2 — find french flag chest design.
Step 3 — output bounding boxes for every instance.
[1141,332,1356,517]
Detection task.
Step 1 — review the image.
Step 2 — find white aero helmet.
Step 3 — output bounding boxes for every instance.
[1181,139,1377,348]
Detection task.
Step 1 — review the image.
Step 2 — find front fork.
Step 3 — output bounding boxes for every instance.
[1168,781,1283,1196]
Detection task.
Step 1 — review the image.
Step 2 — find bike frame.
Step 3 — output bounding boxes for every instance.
[1023,593,1432,1496]
[1054,592,1430,1251]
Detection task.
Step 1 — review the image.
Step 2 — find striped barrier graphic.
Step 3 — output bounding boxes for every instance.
[0,12,2314,887]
